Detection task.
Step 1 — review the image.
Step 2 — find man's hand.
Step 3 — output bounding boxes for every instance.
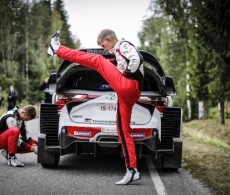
[30,144,38,154]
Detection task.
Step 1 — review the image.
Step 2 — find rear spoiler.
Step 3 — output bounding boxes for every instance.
[52,48,176,96]
[56,48,166,77]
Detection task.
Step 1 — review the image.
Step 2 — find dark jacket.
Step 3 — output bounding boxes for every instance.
[0,106,34,148]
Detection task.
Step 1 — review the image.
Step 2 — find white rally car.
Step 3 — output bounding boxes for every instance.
[38,48,182,170]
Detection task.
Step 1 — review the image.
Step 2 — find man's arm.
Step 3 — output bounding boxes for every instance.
[120,42,141,74]
[20,123,37,143]
[18,123,38,153]
[6,117,17,128]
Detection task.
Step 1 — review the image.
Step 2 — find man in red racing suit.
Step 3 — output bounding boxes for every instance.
[0,105,37,167]
[47,29,144,185]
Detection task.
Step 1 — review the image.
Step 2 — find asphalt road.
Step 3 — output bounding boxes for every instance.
[0,119,211,195]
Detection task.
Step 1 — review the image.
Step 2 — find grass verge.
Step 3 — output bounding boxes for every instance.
[182,119,230,195]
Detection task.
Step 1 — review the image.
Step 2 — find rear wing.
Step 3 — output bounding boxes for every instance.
[56,48,166,77]
[52,48,176,96]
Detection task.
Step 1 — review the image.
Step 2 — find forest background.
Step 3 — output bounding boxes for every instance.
[0,0,229,125]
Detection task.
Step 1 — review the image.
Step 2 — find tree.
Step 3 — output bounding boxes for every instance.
[189,0,230,124]
[142,0,230,124]
[138,1,191,120]
[0,0,27,95]
[0,0,81,105]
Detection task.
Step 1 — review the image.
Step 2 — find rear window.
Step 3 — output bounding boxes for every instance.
[62,66,163,92]
[63,71,113,91]
[73,74,112,91]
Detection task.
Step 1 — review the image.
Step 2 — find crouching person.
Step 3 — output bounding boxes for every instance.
[0,105,37,167]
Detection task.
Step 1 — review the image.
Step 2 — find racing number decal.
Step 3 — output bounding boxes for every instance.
[102,94,117,111]
[101,105,117,111]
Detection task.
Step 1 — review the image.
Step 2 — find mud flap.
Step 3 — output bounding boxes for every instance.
[37,134,57,165]
[153,138,182,170]
[162,138,182,169]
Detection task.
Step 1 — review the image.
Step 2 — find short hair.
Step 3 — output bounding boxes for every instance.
[23,105,36,119]
[97,29,118,45]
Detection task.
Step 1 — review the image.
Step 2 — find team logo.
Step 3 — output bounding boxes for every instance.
[106,94,116,100]
[84,118,92,122]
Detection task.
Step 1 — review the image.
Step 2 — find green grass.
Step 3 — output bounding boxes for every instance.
[182,119,230,195]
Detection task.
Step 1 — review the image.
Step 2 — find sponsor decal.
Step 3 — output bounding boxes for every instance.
[99,84,112,90]
[86,49,109,55]
[93,120,116,124]
[131,133,145,138]
[72,115,83,118]
[84,118,135,124]
[84,118,92,122]
[74,131,91,136]
[101,128,117,133]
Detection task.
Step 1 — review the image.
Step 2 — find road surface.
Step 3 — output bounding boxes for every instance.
[0,119,211,195]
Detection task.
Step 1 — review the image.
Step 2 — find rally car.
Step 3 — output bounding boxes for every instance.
[37,48,182,170]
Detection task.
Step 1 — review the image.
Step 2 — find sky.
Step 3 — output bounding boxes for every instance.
[63,0,152,48]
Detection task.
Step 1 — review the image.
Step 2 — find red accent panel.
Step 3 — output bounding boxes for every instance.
[56,104,65,110]
[67,126,101,139]
[156,107,165,113]
[67,126,152,140]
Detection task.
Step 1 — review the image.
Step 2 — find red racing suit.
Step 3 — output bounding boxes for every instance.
[57,39,144,168]
[0,107,37,155]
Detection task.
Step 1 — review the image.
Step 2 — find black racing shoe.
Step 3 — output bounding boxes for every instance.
[1,149,8,160]
[8,155,24,167]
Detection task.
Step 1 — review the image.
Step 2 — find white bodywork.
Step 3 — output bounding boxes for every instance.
[58,93,162,140]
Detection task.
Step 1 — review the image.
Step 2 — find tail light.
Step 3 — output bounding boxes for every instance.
[138,96,168,107]
[55,94,99,104]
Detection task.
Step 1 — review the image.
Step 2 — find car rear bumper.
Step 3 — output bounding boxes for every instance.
[39,132,181,157]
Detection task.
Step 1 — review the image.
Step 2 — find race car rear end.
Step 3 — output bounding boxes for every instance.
[38,49,182,170]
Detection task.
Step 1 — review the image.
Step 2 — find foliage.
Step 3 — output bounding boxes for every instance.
[0,0,80,105]
[138,0,230,123]
[138,1,191,120]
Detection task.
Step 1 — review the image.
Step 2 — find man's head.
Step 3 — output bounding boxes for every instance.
[19,105,36,121]
[10,85,14,91]
[97,29,118,52]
